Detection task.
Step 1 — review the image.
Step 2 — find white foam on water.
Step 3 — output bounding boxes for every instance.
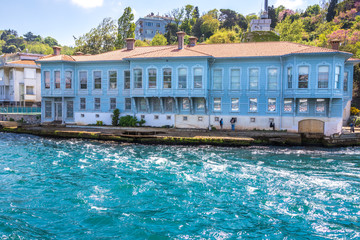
[90,206,108,211]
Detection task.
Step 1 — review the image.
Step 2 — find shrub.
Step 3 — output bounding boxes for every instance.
[351,107,360,115]
[112,108,120,126]
[96,121,103,126]
[138,119,146,127]
[119,115,138,127]
[9,118,14,122]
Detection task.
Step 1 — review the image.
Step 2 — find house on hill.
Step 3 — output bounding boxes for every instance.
[36,33,360,136]
[135,13,175,41]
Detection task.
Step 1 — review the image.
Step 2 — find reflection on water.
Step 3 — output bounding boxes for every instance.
[0,132,359,239]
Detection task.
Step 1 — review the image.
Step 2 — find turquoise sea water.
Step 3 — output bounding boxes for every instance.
[0,133,359,239]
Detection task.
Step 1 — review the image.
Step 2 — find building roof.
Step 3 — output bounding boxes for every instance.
[37,41,353,63]
[8,60,38,65]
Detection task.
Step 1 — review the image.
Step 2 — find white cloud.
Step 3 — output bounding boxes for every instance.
[71,0,104,8]
[274,0,305,10]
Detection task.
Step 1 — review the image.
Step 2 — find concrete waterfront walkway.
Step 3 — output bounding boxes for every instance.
[1,123,360,147]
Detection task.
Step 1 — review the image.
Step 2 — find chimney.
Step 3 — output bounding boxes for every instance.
[126,38,136,50]
[330,39,340,50]
[189,36,198,47]
[75,51,84,56]
[53,46,62,56]
[177,31,186,50]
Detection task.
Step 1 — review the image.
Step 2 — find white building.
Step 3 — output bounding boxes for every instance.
[0,53,43,107]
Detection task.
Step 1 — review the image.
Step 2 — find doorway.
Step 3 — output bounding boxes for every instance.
[54,102,62,121]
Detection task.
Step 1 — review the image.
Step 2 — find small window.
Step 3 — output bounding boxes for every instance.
[213,98,221,111]
[250,117,256,122]
[125,98,132,110]
[65,71,72,89]
[335,66,340,89]
[298,66,309,88]
[269,118,274,123]
[214,117,219,122]
[284,99,293,112]
[95,114,99,118]
[154,115,159,120]
[24,68,36,79]
[267,68,278,90]
[26,86,34,95]
[139,98,147,112]
[44,71,50,89]
[80,98,86,110]
[267,98,276,112]
[45,101,52,118]
[110,98,116,110]
[182,98,190,110]
[67,101,74,118]
[183,116,188,121]
[109,71,117,89]
[195,98,205,111]
[124,70,130,89]
[80,71,87,89]
[318,66,329,88]
[152,98,161,112]
[141,115,145,119]
[81,114,85,118]
[94,71,102,90]
[213,69,222,90]
[194,68,203,88]
[198,116,203,121]
[134,69,142,89]
[249,68,259,90]
[298,99,308,113]
[163,68,172,89]
[344,72,349,91]
[231,98,239,111]
[54,71,60,89]
[164,98,174,112]
[249,98,258,112]
[316,99,326,113]
[178,68,187,89]
[287,67,292,88]
[148,68,157,89]
[231,69,240,90]
[94,98,101,110]
[167,115,171,120]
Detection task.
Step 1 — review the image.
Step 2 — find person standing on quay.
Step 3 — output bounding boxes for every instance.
[220,118,223,130]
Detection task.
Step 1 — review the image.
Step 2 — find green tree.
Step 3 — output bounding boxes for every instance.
[150,33,168,46]
[206,28,241,44]
[25,42,53,54]
[23,32,37,42]
[326,0,338,22]
[75,17,117,54]
[44,36,58,47]
[165,23,179,44]
[303,4,321,17]
[192,6,200,20]
[61,45,75,55]
[268,5,278,29]
[275,17,305,42]
[135,40,150,47]
[171,7,185,27]
[191,18,204,40]
[201,13,220,39]
[116,7,135,49]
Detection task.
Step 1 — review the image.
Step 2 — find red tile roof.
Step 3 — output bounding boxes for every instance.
[6,60,39,66]
[37,41,353,63]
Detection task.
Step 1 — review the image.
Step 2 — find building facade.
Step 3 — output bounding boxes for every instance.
[0,53,43,107]
[135,13,174,41]
[37,34,359,135]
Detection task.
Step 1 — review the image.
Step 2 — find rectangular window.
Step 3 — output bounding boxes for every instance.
[194,68,203,88]
[9,69,13,81]
[268,68,278,90]
[178,68,187,88]
[182,98,190,110]
[164,98,173,112]
[67,101,74,118]
[268,98,276,112]
[249,68,259,90]
[195,98,205,110]
[80,71,87,89]
[148,69,157,88]
[94,71,102,90]
[26,86,34,95]
[94,98,100,110]
[45,101,52,118]
[134,69,142,89]
[318,66,329,88]
[344,72,348,91]
[298,99,308,113]
[109,71,117,89]
[44,71,50,89]
[287,67,292,88]
[80,98,86,110]
[316,99,326,113]
[335,66,340,89]
[163,68,172,88]
[65,71,72,89]
[110,98,116,110]
[249,98,257,112]
[152,98,161,112]
[213,98,221,111]
[125,98,131,110]
[284,99,293,112]
[231,98,239,111]
[54,71,60,89]
[213,69,222,90]
[231,69,240,90]
[24,68,36,79]
[298,66,309,88]
[124,70,130,89]
[139,98,147,112]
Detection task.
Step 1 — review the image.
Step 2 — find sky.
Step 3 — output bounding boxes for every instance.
[0,0,321,46]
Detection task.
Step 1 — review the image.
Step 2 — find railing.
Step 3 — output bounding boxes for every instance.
[0,107,41,114]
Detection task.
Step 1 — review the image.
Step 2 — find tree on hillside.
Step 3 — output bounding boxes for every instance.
[135,40,150,47]
[180,5,195,34]
[44,36,58,47]
[326,0,338,22]
[171,8,185,27]
[116,7,136,49]
[275,16,305,42]
[206,28,241,43]
[191,17,204,40]
[201,13,220,39]
[165,23,179,44]
[150,33,168,46]
[192,6,200,20]
[268,5,278,29]
[219,9,248,30]
[304,4,321,17]
[75,17,117,54]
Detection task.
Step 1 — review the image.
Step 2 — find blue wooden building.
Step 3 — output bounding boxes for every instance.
[37,33,360,135]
